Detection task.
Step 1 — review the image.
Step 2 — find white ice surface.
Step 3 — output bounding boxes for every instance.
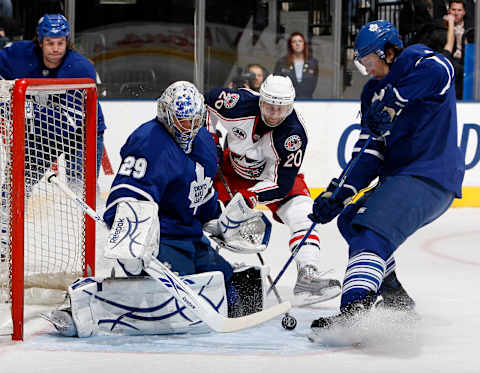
[1,201,479,373]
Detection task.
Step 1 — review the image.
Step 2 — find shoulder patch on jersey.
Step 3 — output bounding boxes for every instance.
[224,93,240,109]
[213,91,240,110]
[284,134,302,151]
[232,127,247,140]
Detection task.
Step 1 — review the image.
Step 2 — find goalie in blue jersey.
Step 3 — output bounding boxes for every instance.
[309,20,465,332]
[42,81,273,337]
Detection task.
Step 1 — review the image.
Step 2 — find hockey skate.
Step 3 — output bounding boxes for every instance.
[40,308,77,337]
[375,271,416,312]
[293,264,341,306]
[308,291,376,343]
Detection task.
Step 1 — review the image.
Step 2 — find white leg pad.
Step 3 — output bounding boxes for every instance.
[68,271,227,337]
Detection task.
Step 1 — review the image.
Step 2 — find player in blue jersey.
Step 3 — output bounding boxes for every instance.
[309,20,465,331]
[205,75,341,305]
[0,14,106,176]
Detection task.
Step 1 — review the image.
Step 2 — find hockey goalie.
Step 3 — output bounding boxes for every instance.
[42,81,276,337]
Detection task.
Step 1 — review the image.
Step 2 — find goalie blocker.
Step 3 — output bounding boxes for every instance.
[43,265,270,337]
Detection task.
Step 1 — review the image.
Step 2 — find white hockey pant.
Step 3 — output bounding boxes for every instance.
[276,195,322,268]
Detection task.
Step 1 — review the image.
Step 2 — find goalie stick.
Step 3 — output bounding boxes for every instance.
[46,172,291,333]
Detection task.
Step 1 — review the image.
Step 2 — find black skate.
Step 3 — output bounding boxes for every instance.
[310,291,376,332]
[376,271,415,312]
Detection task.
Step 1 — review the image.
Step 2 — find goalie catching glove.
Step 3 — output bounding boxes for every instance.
[104,200,160,275]
[204,192,271,254]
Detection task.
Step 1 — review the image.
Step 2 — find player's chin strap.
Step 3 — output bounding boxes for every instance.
[46,171,290,333]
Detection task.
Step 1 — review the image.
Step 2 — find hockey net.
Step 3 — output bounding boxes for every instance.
[0,79,97,340]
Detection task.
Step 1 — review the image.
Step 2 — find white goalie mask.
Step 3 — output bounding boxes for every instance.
[157,81,206,153]
[259,75,295,127]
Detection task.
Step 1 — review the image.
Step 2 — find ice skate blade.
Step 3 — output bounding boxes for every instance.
[294,286,341,307]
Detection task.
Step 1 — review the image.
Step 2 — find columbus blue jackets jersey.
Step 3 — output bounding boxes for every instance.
[104,119,219,243]
[205,88,308,204]
[347,44,465,197]
[0,40,105,132]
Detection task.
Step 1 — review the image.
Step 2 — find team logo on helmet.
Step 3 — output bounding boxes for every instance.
[284,135,302,151]
[368,24,379,32]
[232,127,247,140]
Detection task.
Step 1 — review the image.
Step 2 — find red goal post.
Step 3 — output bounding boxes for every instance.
[0,78,97,340]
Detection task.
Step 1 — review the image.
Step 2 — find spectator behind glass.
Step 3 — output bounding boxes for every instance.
[444,0,468,99]
[246,63,266,92]
[447,0,467,60]
[274,32,319,99]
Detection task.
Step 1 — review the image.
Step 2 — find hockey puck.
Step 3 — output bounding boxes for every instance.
[281,314,297,330]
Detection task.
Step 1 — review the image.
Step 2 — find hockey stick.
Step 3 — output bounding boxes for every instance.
[216,169,297,328]
[46,172,291,333]
[267,135,373,296]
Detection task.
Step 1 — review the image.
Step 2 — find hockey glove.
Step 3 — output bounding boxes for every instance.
[363,84,403,137]
[308,178,356,225]
[238,188,258,209]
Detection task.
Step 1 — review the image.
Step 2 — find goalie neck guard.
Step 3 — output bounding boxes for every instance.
[157,81,206,154]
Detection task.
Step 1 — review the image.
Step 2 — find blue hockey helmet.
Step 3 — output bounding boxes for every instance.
[354,20,403,61]
[37,14,70,42]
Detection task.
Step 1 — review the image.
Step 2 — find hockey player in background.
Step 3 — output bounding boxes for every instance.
[0,14,106,176]
[205,74,341,305]
[309,20,465,331]
[42,81,272,337]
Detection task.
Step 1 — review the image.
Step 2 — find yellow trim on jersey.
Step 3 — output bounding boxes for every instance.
[309,186,480,208]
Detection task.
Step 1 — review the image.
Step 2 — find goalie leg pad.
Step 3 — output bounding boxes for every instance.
[66,272,227,337]
[228,265,269,318]
[104,200,160,275]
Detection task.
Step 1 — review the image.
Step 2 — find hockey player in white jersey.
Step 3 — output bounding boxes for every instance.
[205,75,341,305]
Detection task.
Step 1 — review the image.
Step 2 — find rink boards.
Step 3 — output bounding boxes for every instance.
[99,100,480,207]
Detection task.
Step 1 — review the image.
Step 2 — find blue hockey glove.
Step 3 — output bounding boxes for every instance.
[363,84,403,137]
[308,178,356,224]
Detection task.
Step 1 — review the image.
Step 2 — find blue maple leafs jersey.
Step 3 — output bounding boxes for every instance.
[346,44,465,197]
[205,88,309,203]
[104,119,219,243]
[0,41,105,132]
